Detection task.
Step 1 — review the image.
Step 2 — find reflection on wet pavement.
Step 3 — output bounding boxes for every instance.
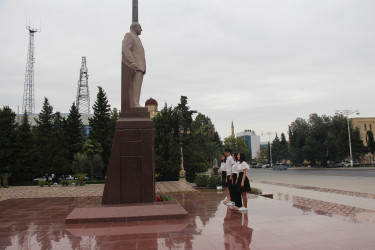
[1,192,375,249]
[274,193,375,223]
[258,180,375,199]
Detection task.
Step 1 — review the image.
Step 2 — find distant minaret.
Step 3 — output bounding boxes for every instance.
[231,120,235,137]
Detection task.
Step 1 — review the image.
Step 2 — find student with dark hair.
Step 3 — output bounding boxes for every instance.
[236,152,251,211]
[224,149,235,205]
[220,153,230,203]
[230,152,242,209]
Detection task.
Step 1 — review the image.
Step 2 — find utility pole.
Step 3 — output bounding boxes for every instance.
[22,24,40,114]
[132,0,138,22]
[76,56,90,114]
[335,110,360,168]
[262,131,276,168]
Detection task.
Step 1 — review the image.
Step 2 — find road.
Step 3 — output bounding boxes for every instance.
[247,167,375,211]
[259,167,375,177]
[248,167,375,193]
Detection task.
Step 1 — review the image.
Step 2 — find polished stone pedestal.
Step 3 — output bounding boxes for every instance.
[65,201,188,224]
[101,109,155,204]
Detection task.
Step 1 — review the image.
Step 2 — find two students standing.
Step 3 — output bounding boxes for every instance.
[221,149,251,211]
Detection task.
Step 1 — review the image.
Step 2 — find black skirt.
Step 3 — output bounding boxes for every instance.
[237,172,251,192]
[221,171,228,187]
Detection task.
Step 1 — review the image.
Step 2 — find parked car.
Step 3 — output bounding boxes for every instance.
[63,175,75,180]
[262,164,271,168]
[328,162,346,168]
[250,162,262,168]
[273,163,288,171]
[33,177,46,182]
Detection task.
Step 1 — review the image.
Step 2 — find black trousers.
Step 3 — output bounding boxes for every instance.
[229,174,242,207]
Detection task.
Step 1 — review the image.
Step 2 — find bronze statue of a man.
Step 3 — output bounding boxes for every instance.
[121,22,146,110]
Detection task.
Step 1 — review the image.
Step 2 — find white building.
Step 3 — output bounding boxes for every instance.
[237,130,261,160]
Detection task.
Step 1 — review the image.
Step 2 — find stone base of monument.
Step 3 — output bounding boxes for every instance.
[65,200,188,224]
[102,109,155,204]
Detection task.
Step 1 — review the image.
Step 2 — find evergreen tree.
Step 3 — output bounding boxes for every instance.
[0,106,18,174]
[33,98,55,176]
[175,96,196,129]
[15,111,36,181]
[351,127,365,161]
[271,134,281,163]
[89,86,112,170]
[279,133,289,161]
[34,98,54,145]
[366,131,375,162]
[46,129,71,175]
[64,102,84,160]
[153,104,180,181]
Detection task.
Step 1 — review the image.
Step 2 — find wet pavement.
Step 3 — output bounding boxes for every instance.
[1,192,375,249]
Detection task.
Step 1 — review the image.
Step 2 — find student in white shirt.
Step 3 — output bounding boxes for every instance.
[220,153,230,203]
[235,152,251,211]
[230,152,243,208]
[224,149,235,205]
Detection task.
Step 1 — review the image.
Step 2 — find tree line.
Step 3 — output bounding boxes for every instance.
[256,113,374,166]
[2,92,373,184]
[0,93,223,184]
[0,86,117,183]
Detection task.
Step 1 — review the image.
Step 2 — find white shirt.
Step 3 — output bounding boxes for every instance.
[220,162,226,171]
[226,156,234,175]
[232,162,240,174]
[238,161,250,172]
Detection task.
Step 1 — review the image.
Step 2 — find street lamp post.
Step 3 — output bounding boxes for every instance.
[262,131,276,168]
[335,110,360,168]
[172,126,190,182]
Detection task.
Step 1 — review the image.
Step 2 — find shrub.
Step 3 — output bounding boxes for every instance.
[0,172,12,188]
[207,175,221,189]
[194,174,209,187]
[61,180,69,186]
[38,180,46,187]
[85,180,106,184]
[250,187,262,195]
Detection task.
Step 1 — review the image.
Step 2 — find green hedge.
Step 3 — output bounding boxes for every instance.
[194,174,209,187]
[85,180,106,184]
[207,175,221,189]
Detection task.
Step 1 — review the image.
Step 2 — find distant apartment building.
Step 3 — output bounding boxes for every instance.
[237,130,261,160]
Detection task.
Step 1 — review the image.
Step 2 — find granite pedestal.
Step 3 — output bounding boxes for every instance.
[102,109,155,204]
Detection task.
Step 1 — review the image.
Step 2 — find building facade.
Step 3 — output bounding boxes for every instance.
[350,117,375,146]
[237,130,261,160]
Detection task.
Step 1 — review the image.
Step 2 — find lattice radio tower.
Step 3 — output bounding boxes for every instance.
[76,56,90,114]
[22,25,40,114]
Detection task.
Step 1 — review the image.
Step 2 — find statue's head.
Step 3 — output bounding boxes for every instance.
[130,22,142,35]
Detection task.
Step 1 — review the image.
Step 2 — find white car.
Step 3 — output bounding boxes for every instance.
[262,164,271,168]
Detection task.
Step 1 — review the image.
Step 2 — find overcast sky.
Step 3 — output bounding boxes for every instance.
[0,0,374,142]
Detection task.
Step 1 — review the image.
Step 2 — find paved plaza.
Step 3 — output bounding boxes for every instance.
[0,170,375,249]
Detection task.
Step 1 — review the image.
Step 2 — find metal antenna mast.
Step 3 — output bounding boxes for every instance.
[22,25,39,114]
[76,56,90,114]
